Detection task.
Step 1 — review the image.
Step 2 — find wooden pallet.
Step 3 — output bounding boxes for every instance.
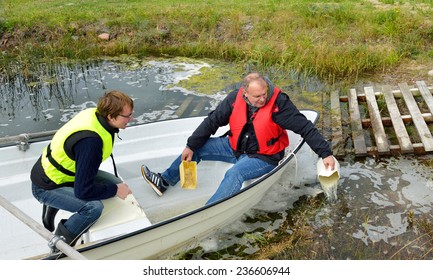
[332,81,433,157]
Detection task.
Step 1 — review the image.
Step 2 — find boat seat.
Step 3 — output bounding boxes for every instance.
[82,194,152,243]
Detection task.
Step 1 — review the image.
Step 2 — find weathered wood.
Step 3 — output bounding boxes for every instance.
[190,98,207,117]
[330,90,344,157]
[416,80,433,115]
[382,85,414,154]
[364,86,389,154]
[399,82,433,152]
[336,81,433,156]
[412,143,428,154]
[361,113,433,127]
[367,143,425,156]
[348,88,367,156]
[339,85,433,102]
[400,113,433,123]
[175,95,194,117]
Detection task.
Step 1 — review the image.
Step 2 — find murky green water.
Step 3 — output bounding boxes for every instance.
[0,57,327,138]
[1,57,432,260]
[0,57,223,138]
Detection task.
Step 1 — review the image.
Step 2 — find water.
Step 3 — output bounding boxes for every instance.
[0,57,224,139]
[0,57,328,139]
[176,150,433,259]
[1,57,432,259]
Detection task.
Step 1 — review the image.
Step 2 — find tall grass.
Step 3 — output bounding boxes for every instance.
[1,0,433,84]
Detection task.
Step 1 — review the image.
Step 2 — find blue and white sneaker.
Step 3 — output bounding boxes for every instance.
[141,165,168,196]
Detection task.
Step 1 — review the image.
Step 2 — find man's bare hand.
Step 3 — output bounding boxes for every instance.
[181,146,194,162]
[322,155,336,171]
[116,182,132,200]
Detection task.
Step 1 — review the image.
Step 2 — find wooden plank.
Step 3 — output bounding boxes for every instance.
[330,90,344,157]
[175,95,194,117]
[348,88,367,156]
[382,85,414,154]
[399,82,433,152]
[416,80,433,115]
[321,91,332,144]
[368,144,423,155]
[413,143,428,154]
[339,86,430,102]
[364,86,389,154]
[361,113,433,127]
[190,98,207,117]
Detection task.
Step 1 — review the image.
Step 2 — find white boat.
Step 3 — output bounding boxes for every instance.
[0,109,319,260]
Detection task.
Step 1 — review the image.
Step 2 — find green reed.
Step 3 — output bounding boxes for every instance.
[1,0,433,85]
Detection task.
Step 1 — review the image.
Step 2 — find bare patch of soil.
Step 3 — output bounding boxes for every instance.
[370,59,433,86]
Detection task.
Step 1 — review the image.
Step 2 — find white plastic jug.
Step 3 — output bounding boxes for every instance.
[317,156,340,201]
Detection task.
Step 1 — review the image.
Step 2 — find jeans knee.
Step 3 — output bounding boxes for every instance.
[31,183,43,202]
[225,168,244,182]
[83,200,104,219]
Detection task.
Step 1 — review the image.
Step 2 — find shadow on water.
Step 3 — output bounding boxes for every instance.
[1,57,432,260]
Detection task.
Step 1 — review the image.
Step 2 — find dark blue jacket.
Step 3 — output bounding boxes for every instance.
[186,88,332,165]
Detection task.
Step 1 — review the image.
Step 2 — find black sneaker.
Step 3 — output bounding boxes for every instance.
[141,165,168,196]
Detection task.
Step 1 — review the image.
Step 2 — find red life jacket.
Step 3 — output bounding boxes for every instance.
[228,87,289,155]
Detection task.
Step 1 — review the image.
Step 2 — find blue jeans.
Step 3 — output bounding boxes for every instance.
[161,137,276,205]
[31,170,121,236]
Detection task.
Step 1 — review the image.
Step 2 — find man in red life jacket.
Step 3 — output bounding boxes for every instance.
[142,72,335,204]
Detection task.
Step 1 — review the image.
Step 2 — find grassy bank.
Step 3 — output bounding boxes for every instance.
[1,0,433,85]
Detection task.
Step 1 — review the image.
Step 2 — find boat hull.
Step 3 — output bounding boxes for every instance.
[0,110,318,260]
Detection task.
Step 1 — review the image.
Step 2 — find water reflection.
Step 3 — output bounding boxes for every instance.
[0,57,330,140]
[0,58,220,139]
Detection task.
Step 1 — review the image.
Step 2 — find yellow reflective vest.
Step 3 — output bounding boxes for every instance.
[41,108,114,185]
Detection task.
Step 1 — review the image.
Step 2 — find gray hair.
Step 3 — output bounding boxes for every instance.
[242,72,269,91]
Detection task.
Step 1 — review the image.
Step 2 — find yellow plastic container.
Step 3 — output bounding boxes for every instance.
[179,160,197,189]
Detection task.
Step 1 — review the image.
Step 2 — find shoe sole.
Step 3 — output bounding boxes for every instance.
[141,165,164,197]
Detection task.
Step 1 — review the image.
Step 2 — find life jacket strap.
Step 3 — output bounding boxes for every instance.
[46,144,76,177]
[267,132,282,146]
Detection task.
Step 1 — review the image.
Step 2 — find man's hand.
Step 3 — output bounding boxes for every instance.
[116,182,132,200]
[322,155,336,171]
[181,146,194,162]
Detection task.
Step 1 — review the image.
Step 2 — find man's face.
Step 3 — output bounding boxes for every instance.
[244,80,268,108]
[108,105,133,129]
